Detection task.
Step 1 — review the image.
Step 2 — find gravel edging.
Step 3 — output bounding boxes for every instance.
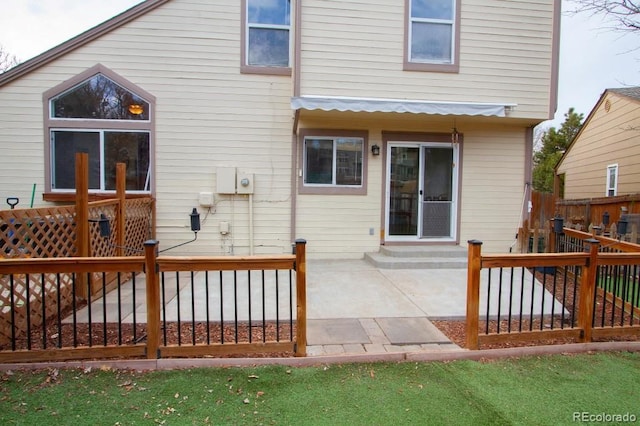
[0,341,639,372]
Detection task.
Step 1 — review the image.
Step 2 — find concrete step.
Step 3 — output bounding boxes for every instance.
[364,248,468,270]
[378,245,468,259]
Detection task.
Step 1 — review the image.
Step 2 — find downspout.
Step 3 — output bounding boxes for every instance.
[524,126,534,224]
[290,0,302,245]
[249,193,254,255]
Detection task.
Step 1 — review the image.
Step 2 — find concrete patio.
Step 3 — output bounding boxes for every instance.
[69,258,566,356]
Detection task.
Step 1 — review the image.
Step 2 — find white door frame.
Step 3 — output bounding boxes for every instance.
[384,141,459,242]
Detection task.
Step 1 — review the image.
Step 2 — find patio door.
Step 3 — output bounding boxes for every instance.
[386,143,458,241]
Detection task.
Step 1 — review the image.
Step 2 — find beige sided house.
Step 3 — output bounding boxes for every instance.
[0,0,560,258]
[555,87,640,199]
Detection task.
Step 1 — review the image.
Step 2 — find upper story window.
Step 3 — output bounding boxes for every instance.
[242,0,292,75]
[43,65,155,199]
[606,164,618,196]
[405,0,460,73]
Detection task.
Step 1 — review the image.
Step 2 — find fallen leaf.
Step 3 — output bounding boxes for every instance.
[256,391,264,398]
[248,375,259,379]
[243,398,250,404]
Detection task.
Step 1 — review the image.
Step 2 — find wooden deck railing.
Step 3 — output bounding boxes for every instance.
[466,235,640,349]
[0,240,307,363]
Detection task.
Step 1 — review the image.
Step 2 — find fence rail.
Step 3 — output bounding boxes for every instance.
[0,241,307,363]
[466,235,640,349]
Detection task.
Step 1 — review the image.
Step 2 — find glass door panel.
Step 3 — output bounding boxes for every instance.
[421,147,453,238]
[388,147,419,236]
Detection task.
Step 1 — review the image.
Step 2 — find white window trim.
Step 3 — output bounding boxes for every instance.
[606,164,618,196]
[404,0,460,73]
[408,3,456,64]
[297,129,369,196]
[50,128,151,194]
[42,64,156,200]
[242,0,292,74]
[303,137,364,188]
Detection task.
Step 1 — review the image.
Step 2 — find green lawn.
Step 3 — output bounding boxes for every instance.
[1,352,639,425]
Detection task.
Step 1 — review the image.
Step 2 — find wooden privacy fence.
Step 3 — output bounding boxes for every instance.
[556,194,640,231]
[0,240,307,363]
[466,232,640,349]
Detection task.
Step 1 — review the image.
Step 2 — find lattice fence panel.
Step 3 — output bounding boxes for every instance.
[1,207,77,346]
[124,198,153,252]
[1,207,76,259]
[88,203,118,258]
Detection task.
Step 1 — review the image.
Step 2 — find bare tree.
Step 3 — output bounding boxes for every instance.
[0,44,19,73]
[567,1,640,33]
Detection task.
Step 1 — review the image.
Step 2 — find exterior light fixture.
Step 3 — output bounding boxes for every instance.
[89,213,111,238]
[128,104,144,115]
[190,208,201,233]
[371,144,380,156]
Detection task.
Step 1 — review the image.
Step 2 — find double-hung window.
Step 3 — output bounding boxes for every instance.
[44,65,154,198]
[299,130,368,195]
[606,164,618,196]
[405,0,459,72]
[242,0,291,74]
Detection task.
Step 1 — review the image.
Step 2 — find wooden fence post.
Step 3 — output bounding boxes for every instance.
[466,240,483,350]
[144,240,160,359]
[294,239,307,357]
[116,163,126,256]
[75,153,90,299]
[578,238,599,343]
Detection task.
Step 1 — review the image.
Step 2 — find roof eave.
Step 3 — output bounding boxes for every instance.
[0,0,171,88]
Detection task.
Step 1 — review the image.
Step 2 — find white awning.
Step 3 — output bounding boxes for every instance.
[291,95,516,117]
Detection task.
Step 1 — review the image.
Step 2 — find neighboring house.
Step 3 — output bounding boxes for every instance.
[0,0,561,258]
[555,87,640,200]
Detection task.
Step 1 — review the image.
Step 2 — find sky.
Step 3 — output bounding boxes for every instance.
[0,0,638,130]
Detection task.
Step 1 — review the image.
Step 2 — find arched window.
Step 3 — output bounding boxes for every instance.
[44,64,155,198]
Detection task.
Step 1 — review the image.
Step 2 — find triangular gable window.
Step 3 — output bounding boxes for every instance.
[51,74,150,121]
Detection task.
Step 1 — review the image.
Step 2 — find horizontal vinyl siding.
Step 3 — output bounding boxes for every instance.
[557,93,640,199]
[295,115,384,258]
[298,0,555,120]
[0,76,48,201]
[0,0,293,255]
[459,126,527,252]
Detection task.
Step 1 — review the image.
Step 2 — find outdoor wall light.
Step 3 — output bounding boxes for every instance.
[88,213,111,238]
[371,144,380,156]
[189,208,201,233]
